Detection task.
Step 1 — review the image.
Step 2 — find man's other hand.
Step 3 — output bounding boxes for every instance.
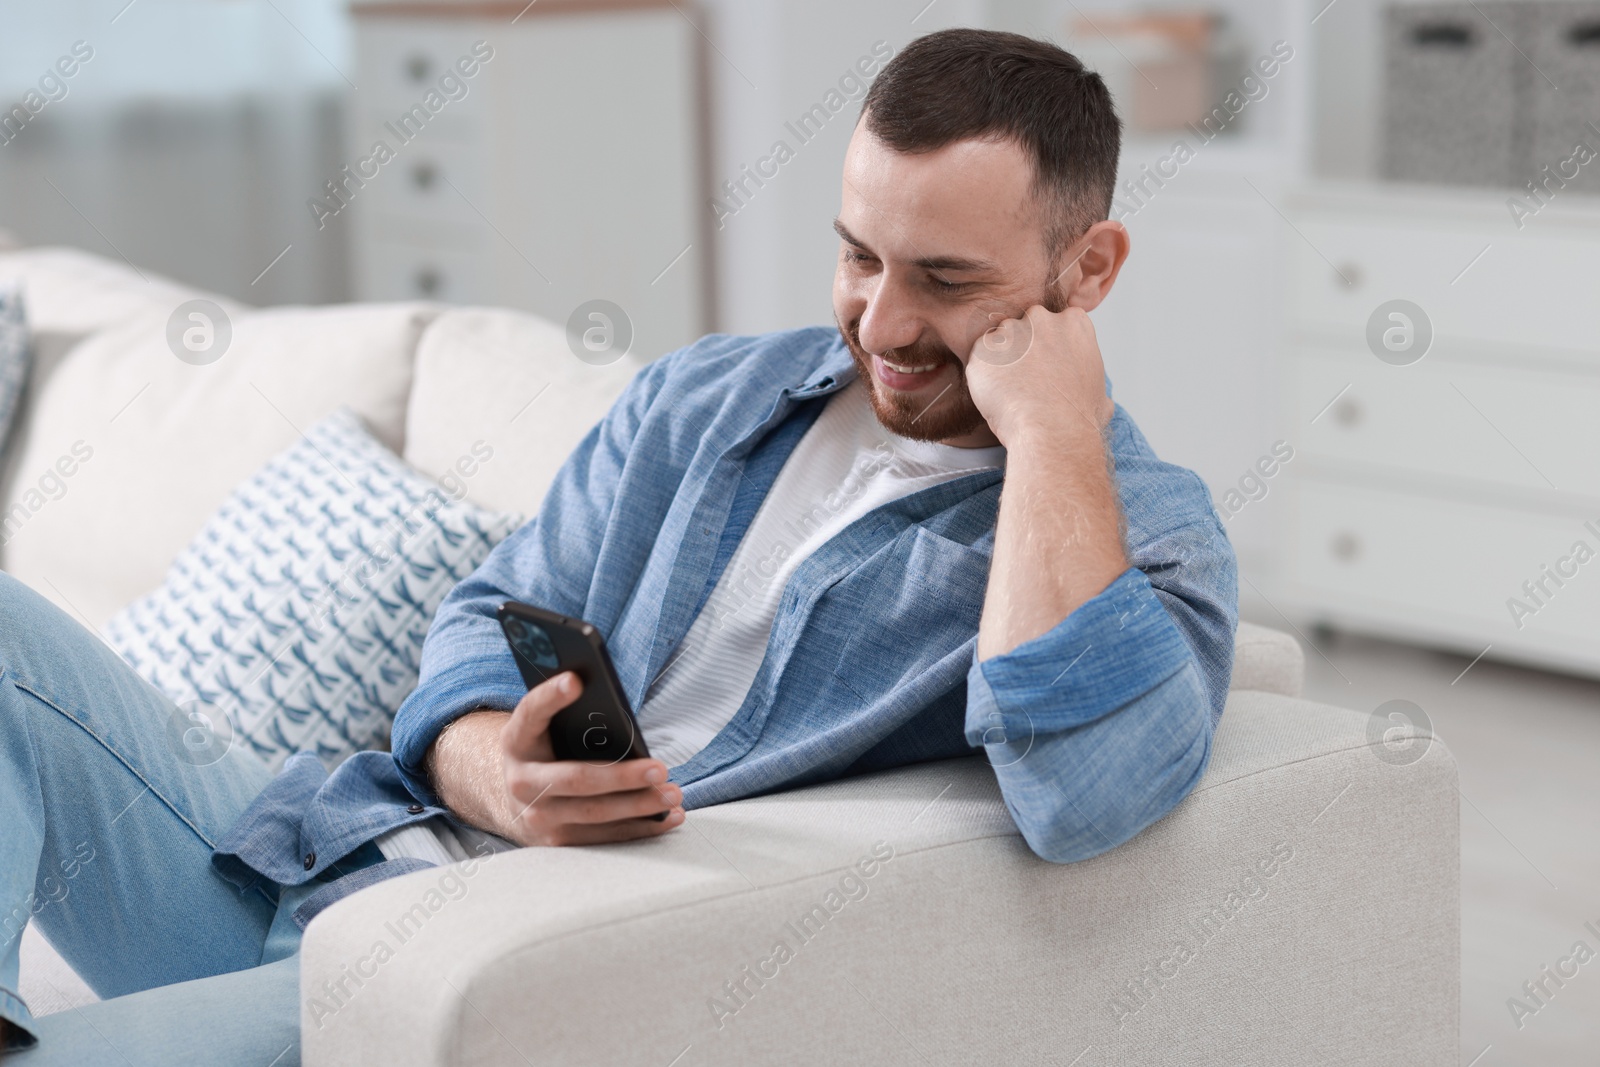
[425,671,684,846]
[964,304,1113,449]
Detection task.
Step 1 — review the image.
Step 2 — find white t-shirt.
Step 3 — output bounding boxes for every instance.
[378,380,1003,864]
[635,379,1004,766]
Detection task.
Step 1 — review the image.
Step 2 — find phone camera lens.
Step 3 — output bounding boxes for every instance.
[507,617,559,670]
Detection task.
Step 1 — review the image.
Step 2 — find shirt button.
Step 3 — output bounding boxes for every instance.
[303,852,316,871]
[407,803,425,814]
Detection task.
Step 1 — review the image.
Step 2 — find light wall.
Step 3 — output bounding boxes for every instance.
[696,0,987,336]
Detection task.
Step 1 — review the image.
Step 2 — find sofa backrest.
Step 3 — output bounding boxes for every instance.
[397,306,642,520]
[0,247,640,626]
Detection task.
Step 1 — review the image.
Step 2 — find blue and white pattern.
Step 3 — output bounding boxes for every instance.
[105,409,523,771]
[0,282,29,458]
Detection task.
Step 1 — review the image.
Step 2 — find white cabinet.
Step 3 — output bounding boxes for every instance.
[1278,182,1600,676]
[347,1,706,361]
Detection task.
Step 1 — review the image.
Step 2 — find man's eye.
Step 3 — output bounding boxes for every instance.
[843,249,873,264]
[930,275,970,293]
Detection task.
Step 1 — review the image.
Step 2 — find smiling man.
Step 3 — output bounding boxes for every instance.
[0,27,1236,1064]
[401,29,1236,868]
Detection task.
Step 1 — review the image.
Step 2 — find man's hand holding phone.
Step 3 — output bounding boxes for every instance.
[427,670,685,848]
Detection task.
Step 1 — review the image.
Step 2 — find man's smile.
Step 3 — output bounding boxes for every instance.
[872,352,955,393]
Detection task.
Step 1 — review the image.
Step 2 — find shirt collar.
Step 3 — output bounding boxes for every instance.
[787,335,859,399]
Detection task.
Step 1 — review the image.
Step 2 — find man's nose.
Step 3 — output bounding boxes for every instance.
[856,283,924,356]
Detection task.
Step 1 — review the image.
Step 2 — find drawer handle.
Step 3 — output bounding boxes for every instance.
[1331,532,1361,562]
[404,53,433,83]
[414,268,442,297]
[1335,263,1362,290]
[1410,23,1474,47]
[1567,21,1600,45]
[411,162,438,190]
[1333,396,1364,427]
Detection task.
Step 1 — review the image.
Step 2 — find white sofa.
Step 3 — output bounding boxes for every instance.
[0,247,1460,1065]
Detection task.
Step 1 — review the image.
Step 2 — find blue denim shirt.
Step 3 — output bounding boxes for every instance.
[214,326,1237,909]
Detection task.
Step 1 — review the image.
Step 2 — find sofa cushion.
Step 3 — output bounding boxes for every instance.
[0,247,223,431]
[1,302,437,625]
[103,409,522,770]
[0,248,224,548]
[402,308,644,518]
[0,245,214,342]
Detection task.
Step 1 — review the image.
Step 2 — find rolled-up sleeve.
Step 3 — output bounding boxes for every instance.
[388,358,669,803]
[964,515,1237,863]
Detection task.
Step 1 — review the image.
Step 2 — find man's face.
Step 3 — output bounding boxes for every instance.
[832,124,1064,448]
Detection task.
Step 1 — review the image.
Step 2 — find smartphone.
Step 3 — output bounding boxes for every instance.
[496,602,662,806]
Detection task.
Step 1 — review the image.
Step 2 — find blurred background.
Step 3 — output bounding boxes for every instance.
[2,0,1598,1060]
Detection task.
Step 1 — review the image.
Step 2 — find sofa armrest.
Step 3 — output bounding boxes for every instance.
[301,690,1457,1067]
[1231,620,1306,696]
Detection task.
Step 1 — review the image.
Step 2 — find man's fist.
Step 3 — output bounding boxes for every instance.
[963,305,1113,448]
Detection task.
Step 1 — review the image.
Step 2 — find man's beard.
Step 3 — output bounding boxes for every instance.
[836,316,987,443]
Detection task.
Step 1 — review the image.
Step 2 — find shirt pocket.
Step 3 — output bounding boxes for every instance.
[821,524,992,695]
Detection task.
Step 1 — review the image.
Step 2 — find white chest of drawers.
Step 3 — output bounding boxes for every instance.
[345,0,706,361]
[1277,181,1600,676]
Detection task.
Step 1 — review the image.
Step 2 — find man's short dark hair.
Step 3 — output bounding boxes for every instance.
[861,28,1122,260]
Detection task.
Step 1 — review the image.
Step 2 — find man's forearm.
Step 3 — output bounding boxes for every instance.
[424,710,514,835]
[977,423,1127,661]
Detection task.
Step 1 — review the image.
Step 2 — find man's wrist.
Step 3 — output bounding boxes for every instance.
[426,709,513,834]
[424,712,479,788]
[1002,414,1107,467]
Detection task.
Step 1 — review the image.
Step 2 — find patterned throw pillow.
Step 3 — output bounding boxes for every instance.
[0,281,29,457]
[106,408,523,771]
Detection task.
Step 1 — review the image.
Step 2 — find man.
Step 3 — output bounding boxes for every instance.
[0,28,1234,1064]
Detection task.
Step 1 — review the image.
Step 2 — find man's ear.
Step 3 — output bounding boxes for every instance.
[1056,220,1130,312]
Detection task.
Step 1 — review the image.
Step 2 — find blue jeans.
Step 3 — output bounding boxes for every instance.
[0,571,304,1065]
